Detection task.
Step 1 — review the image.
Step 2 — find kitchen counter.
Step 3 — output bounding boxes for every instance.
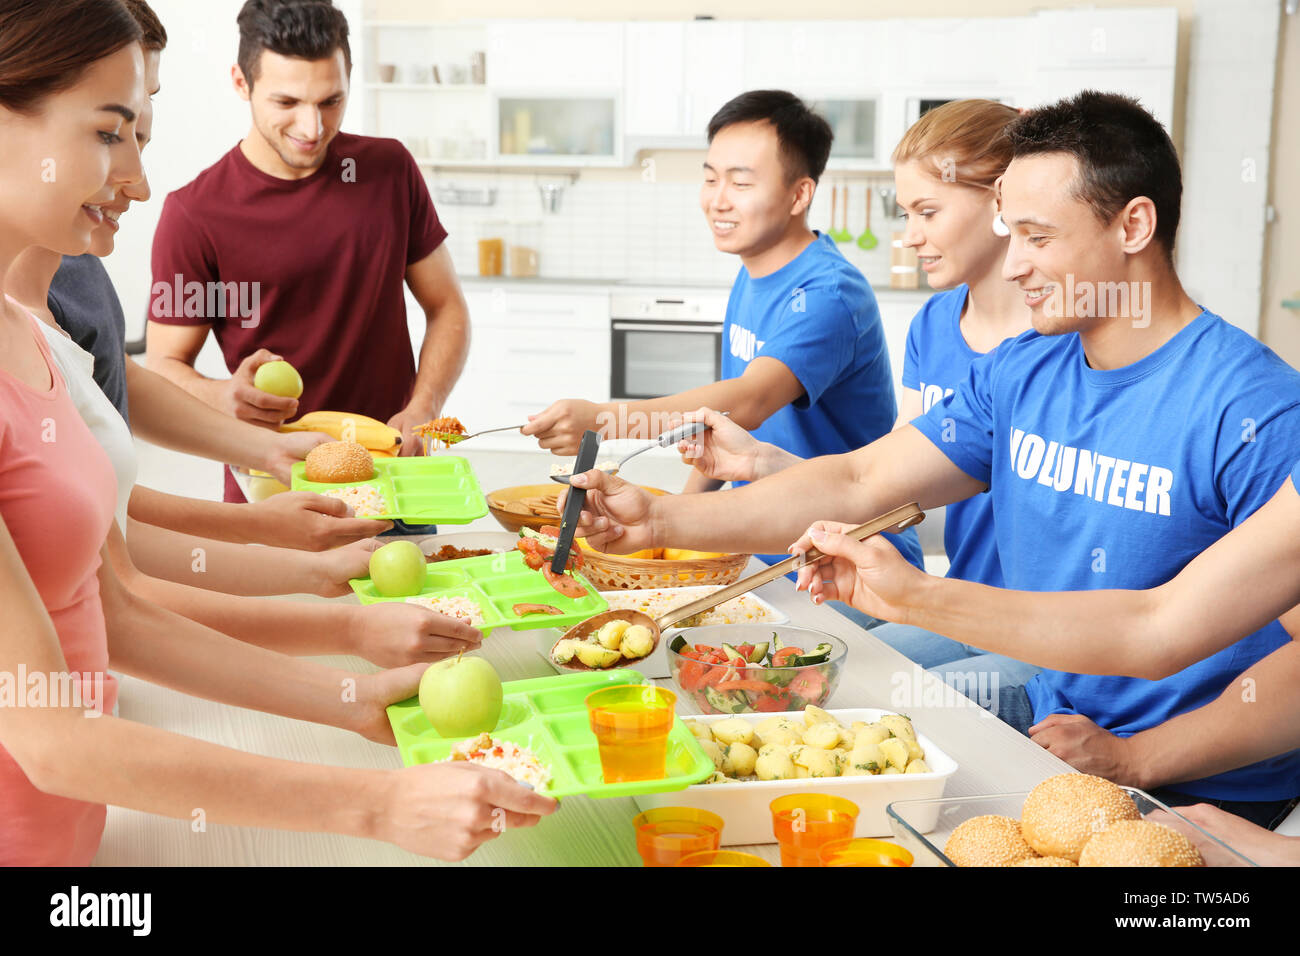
[92,560,1071,867]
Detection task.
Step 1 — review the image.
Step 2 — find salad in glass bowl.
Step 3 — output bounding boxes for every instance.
[667,625,847,715]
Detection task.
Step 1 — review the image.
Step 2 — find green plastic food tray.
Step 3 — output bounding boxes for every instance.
[290,456,488,524]
[350,549,608,635]
[386,669,715,799]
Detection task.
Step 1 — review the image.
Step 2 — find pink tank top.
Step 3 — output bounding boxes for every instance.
[0,306,117,865]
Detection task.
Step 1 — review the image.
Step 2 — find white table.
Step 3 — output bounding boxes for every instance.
[93,561,1072,866]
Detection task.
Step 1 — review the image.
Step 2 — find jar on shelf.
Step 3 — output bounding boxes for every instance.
[509,220,541,277]
[477,220,507,277]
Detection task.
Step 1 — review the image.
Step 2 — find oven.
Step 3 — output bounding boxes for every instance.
[609,293,725,401]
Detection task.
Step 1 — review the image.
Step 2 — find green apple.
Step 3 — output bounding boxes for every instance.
[253,359,303,398]
[369,541,426,597]
[419,655,503,738]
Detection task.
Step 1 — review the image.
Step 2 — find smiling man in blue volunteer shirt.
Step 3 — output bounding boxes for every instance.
[528,89,922,572]
[570,91,1300,828]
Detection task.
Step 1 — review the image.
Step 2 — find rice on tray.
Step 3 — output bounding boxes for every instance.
[444,733,551,791]
[601,588,775,627]
[406,594,486,627]
[322,485,387,517]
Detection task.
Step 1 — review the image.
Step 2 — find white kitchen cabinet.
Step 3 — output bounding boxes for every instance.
[486,21,624,89]
[624,22,687,139]
[435,290,611,434]
[1027,67,1176,132]
[743,21,883,93]
[682,21,747,137]
[1032,8,1178,71]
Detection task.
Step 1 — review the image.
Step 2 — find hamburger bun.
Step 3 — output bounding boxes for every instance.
[1079,819,1204,867]
[1021,773,1141,861]
[944,814,1038,867]
[305,441,375,483]
[1012,855,1077,867]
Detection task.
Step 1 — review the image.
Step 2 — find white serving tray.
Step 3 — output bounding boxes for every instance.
[632,707,958,846]
[532,585,788,678]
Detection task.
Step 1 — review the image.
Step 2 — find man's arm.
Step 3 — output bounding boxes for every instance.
[388,245,470,454]
[575,423,985,556]
[524,357,803,454]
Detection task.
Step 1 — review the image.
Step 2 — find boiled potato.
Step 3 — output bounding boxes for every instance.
[878,737,910,771]
[755,716,797,737]
[855,723,891,747]
[801,722,841,750]
[754,750,797,781]
[849,740,885,775]
[903,737,926,762]
[880,766,902,775]
[836,726,857,750]
[904,758,932,774]
[758,722,803,747]
[879,714,917,742]
[758,744,790,759]
[698,739,725,771]
[684,720,713,743]
[704,771,731,785]
[794,747,840,778]
[711,717,756,747]
[596,620,630,650]
[803,705,841,727]
[721,741,758,777]
[620,626,655,659]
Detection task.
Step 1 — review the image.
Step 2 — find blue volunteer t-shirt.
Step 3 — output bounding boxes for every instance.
[723,232,923,570]
[902,285,1003,587]
[914,309,1300,801]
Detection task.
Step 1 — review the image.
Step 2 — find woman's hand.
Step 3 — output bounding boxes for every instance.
[311,538,385,597]
[378,762,559,861]
[248,492,392,551]
[790,521,929,622]
[348,601,483,668]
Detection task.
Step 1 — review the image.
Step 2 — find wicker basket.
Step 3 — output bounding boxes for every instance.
[579,550,751,590]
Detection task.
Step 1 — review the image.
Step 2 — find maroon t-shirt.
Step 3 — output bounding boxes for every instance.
[149,132,446,500]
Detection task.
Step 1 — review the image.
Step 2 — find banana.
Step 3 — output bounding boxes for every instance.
[280,411,401,451]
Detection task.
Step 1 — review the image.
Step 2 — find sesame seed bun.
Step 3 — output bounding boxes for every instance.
[1012,855,1077,867]
[1079,820,1204,867]
[1021,773,1141,862]
[305,441,375,483]
[944,814,1039,867]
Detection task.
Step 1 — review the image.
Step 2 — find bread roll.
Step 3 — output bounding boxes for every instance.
[1021,773,1141,862]
[1079,820,1204,867]
[944,814,1038,867]
[305,441,374,483]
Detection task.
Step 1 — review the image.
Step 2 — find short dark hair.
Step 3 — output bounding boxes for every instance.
[236,0,351,90]
[707,90,834,184]
[121,0,168,51]
[1006,90,1181,260]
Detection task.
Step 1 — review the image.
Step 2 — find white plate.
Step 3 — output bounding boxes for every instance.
[532,585,788,679]
[406,531,518,556]
[633,708,958,846]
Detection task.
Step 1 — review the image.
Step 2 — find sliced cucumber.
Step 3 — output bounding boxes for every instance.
[720,643,747,665]
[791,643,834,666]
[668,634,689,654]
[747,642,769,664]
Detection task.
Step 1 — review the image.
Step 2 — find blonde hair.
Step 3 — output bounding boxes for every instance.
[892,99,1019,191]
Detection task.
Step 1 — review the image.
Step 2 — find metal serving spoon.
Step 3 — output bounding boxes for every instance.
[549,415,730,484]
[550,502,926,669]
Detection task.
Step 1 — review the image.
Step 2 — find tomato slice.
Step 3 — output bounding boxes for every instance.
[735,643,755,660]
[694,643,717,655]
[678,660,706,691]
[789,670,828,702]
[753,693,790,713]
[772,647,803,667]
[541,563,588,599]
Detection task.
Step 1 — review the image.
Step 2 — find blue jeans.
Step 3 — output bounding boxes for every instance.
[869,622,1041,735]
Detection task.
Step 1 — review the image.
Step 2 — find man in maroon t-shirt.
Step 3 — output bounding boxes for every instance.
[146,0,470,504]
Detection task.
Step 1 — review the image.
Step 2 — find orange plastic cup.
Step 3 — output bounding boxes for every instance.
[818,838,914,867]
[633,807,723,867]
[587,684,676,783]
[676,850,772,867]
[770,793,860,867]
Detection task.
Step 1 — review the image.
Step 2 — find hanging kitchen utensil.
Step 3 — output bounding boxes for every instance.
[857,185,878,250]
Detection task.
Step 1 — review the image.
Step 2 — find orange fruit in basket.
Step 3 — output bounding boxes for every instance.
[576,537,660,560]
[661,548,728,561]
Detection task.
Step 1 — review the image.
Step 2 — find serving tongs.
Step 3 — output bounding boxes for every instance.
[549,414,730,484]
[551,502,925,668]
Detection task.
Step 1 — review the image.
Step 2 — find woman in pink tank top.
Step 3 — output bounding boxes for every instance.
[0,0,554,865]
